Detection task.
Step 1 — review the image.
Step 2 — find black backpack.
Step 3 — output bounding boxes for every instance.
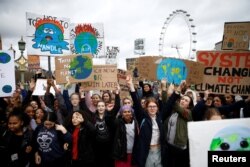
[95,119,110,142]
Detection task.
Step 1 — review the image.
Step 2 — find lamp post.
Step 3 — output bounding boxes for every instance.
[15,36,27,85]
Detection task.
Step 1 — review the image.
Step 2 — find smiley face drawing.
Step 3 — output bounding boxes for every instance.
[210,126,250,151]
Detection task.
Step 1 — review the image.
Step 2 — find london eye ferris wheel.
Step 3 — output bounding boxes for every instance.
[159,9,197,60]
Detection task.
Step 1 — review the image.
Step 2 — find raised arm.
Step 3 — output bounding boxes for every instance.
[127,75,144,123]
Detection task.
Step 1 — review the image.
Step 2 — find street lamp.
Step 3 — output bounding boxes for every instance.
[15,36,27,84]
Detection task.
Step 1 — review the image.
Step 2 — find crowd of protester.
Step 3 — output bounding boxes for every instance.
[0,71,249,167]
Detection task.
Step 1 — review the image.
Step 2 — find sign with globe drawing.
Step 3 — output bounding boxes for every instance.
[0,50,15,97]
[26,12,71,55]
[157,58,188,84]
[126,56,203,85]
[188,118,250,167]
[55,54,94,84]
[156,58,204,85]
[70,23,105,58]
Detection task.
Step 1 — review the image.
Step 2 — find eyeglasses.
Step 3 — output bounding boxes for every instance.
[147,106,157,109]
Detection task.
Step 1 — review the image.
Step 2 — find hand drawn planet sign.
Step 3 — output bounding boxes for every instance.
[69,55,93,80]
[0,52,11,64]
[0,52,12,93]
[156,58,187,85]
[210,126,250,151]
[32,19,69,54]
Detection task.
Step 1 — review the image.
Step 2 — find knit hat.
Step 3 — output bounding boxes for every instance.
[119,105,134,114]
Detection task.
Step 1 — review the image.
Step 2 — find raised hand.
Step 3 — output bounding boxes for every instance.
[55,124,67,134]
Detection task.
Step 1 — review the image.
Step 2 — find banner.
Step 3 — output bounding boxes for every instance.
[222,22,250,50]
[55,54,94,84]
[28,55,40,70]
[196,51,250,95]
[26,12,70,56]
[81,65,118,90]
[0,51,15,97]
[188,118,250,167]
[70,23,105,58]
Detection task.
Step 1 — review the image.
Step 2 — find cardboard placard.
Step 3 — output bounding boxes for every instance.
[81,65,118,90]
[196,50,250,95]
[117,69,130,99]
[55,54,94,84]
[126,56,204,85]
[137,56,161,81]
[28,55,40,69]
[222,22,250,50]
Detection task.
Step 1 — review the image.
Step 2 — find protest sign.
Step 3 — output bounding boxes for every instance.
[117,69,129,99]
[157,57,204,85]
[32,79,56,96]
[28,55,40,70]
[0,51,15,97]
[137,56,161,81]
[26,12,70,55]
[55,54,94,84]
[81,65,118,90]
[222,22,250,50]
[196,51,250,95]
[70,23,105,58]
[188,118,250,167]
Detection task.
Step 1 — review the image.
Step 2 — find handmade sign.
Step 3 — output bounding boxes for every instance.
[26,12,70,55]
[55,54,93,84]
[0,51,15,97]
[137,56,161,81]
[28,55,40,70]
[188,118,250,167]
[70,23,105,58]
[196,51,250,95]
[81,65,118,90]
[117,69,130,99]
[222,22,250,50]
[106,46,119,64]
[32,79,56,96]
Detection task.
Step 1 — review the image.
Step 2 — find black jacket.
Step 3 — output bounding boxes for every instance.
[68,120,96,164]
[0,127,33,167]
[113,117,139,165]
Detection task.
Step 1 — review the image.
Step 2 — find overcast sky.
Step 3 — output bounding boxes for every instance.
[0,0,249,70]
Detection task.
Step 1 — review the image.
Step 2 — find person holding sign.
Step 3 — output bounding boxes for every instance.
[94,88,120,167]
[127,75,167,167]
[113,105,139,167]
[193,89,250,121]
[163,80,194,167]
